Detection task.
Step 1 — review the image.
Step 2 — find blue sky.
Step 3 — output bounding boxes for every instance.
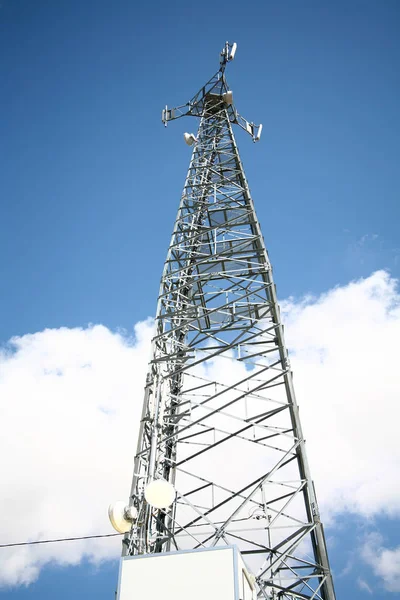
[1,0,399,598]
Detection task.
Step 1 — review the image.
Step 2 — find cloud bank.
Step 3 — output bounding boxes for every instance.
[0,270,399,587]
[282,270,400,518]
[362,533,400,592]
[0,321,153,586]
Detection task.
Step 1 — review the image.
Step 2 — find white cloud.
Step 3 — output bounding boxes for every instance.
[0,321,154,586]
[282,270,400,518]
[357,577,373,594]
[361,533,400,592]
[0,270,400,586]
[337,555,354,578]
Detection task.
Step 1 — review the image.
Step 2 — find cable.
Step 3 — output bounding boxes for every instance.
[0,532,123,549]
[1,516,259,549]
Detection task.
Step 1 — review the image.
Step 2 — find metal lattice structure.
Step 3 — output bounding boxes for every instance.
[123,43,336,600]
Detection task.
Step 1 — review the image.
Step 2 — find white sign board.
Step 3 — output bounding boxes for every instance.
[117,546,255,600]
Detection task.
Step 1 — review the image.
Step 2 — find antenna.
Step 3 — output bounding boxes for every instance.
[161,41,262,143]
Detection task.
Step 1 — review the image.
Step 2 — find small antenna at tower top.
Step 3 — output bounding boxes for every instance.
[220,41,237,65]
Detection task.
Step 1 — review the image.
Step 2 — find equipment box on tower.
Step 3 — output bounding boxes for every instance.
[117,546,255,600]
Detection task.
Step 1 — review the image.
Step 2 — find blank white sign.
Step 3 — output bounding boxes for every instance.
[118,547,237,600]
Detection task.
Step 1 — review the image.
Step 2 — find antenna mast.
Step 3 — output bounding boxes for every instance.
[113,42,336,600]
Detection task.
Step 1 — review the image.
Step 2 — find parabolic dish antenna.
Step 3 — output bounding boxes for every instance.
[108,501,137,534]
[144,479,176,509]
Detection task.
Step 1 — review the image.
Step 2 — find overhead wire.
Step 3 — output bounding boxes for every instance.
[0,517,256,549]
[0,532,123,549]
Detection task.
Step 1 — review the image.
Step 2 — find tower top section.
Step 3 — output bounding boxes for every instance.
[161,41,262,142]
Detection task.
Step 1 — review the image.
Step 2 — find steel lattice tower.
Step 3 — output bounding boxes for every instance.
[121,43,336,600]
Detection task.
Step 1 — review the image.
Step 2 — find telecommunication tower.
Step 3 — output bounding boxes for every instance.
[109,42,336,600]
